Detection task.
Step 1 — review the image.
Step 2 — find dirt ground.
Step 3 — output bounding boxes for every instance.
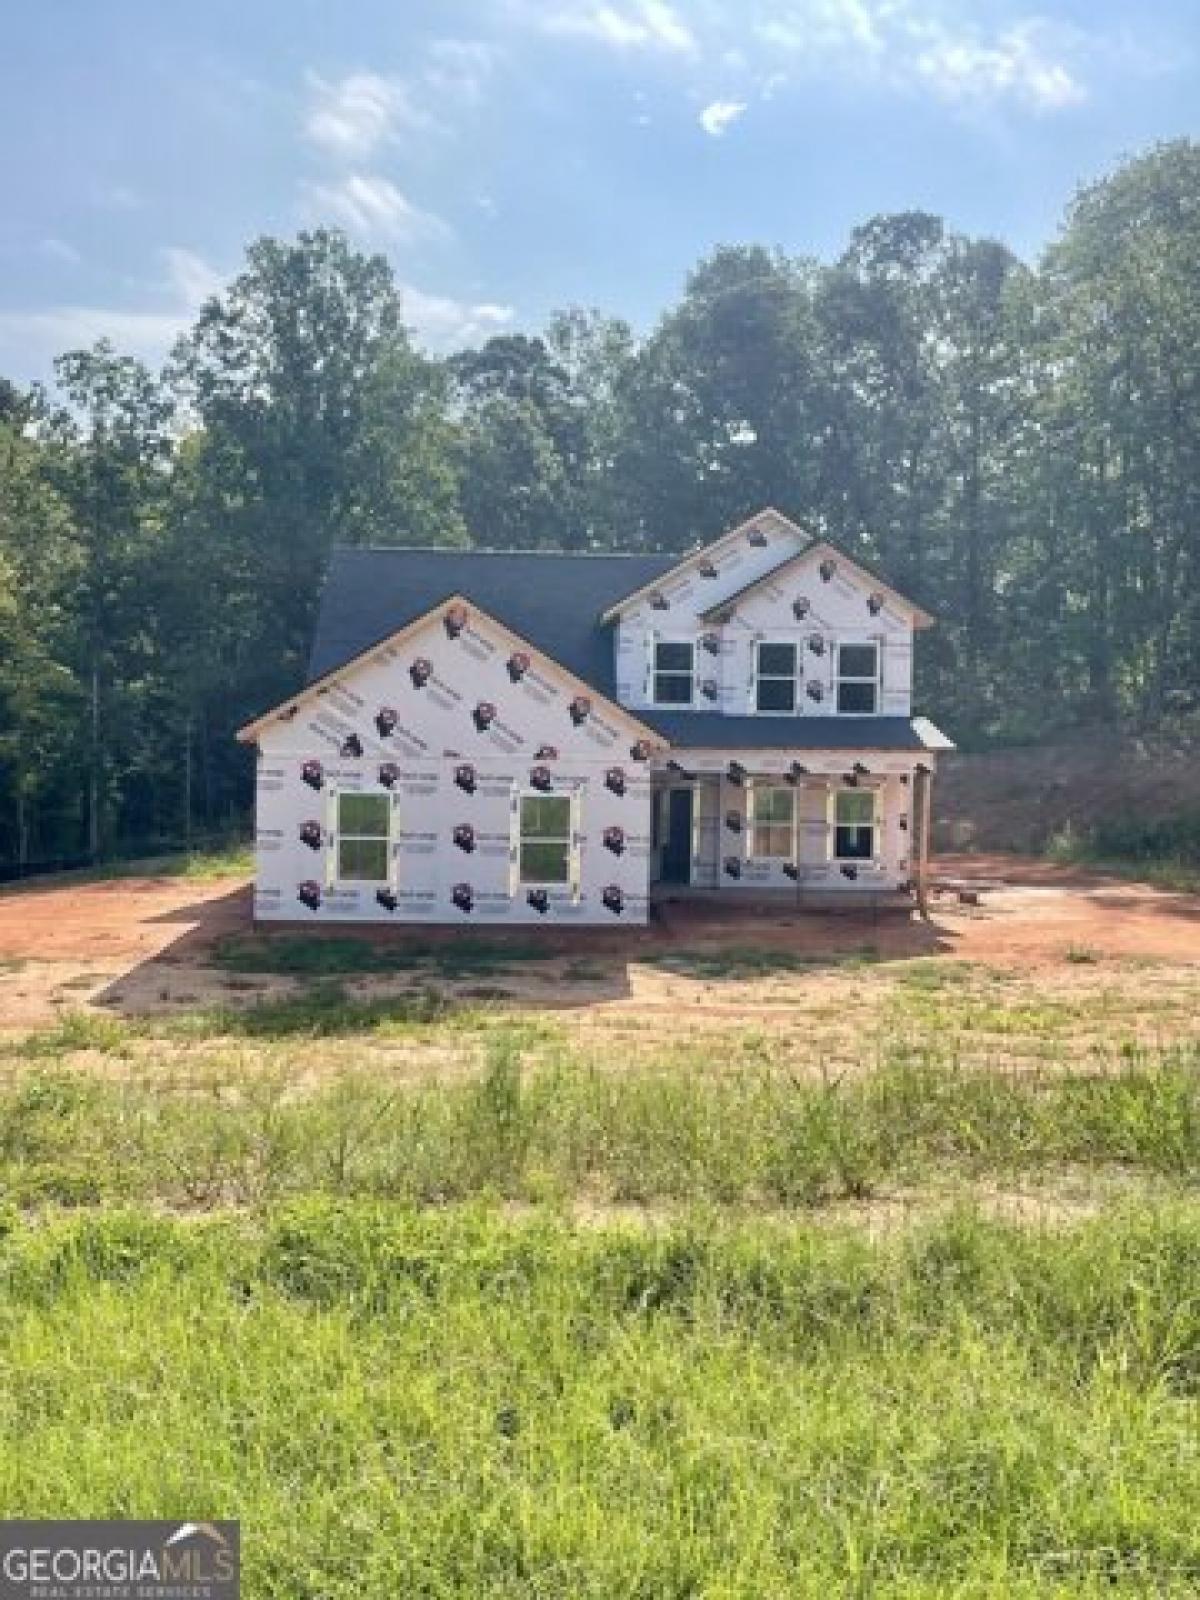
[0,855,1196,1082]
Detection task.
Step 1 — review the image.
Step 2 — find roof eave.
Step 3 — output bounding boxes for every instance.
[910,716,955,751]
[236,592,466,743]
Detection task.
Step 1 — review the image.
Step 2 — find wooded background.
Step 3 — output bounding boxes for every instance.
[1,140,1197,874]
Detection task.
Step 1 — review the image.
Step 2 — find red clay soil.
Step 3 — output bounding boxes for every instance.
[0,854,1196,975]
[0,876,249,965]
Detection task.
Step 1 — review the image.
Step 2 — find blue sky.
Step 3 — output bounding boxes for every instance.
[0,0,1195,383]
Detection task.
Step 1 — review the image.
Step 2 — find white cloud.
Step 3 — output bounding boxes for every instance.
[303,43,495,161]
[161,247,225,308]
[757,0,886,59]
[911,20,1085,110]
[40,238,81,266]
[540,0,696,54]
[399,284,515,351]
[90,183,142,212]
[515,0,1093,113]
[0,247,227,379]
[0,243,511,377]
[0,305,186,368]
[752,1,1087,111]
[301,175,451,244]
[423,39,497,104]
[304,71,430,159]
[699,99,747,137]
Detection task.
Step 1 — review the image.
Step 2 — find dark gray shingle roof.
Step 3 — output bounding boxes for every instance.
[307,546,678,694]
[306,546,950,752]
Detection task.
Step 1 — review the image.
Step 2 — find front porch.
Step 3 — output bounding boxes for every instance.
[647,752,935,909]
[649,880,918,915]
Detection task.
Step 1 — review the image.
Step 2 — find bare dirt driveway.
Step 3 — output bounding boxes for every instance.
[0,857,1196,1068]
[0,875,249,1032]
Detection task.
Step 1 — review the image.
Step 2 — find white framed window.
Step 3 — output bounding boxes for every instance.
[751,785,795,859]
[836,642,880,714]
[652,639,695,706]
[518,793,572,884]
[755,641,798,713]
[336,793,391,882]
[832,789,877,860]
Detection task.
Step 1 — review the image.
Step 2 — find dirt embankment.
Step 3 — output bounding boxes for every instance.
[933,727,1200,854]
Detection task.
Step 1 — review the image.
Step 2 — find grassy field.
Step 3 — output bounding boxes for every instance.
[1,962,1199,1596]
[4,1201,1200,1597]
[3,1034,1200,1211]
[0,838,253,893]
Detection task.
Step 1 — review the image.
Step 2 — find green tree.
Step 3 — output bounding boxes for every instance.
[0,397,78,869]
[816,213,951,588]
[168,230,464,834]
[1036,140,1200,720]
[174,229,457,681]
[613,246,822,549]
[42,344,173,858]
[455,392,569,551]
[449,324,634,550]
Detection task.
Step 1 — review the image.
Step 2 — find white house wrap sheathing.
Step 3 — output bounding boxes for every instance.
[253,599,661,925]
[243,509,947,925]
[668,758,918,893]
[616,536,920,717]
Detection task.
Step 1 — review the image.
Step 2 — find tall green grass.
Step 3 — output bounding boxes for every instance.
[3,1009,1200,1593]
[2,1201,1200,1595]
[213,932,565,981]
[2,1038,1197,1212]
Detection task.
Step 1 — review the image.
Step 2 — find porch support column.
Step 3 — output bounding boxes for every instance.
[799,773,831,883]
[914,763,934,920]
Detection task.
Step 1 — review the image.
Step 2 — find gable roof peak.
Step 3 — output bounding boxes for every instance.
[237,588,666,747]
[599,506,813,623]
[698,536,935,628]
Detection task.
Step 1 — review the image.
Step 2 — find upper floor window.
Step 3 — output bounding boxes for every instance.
[653,640,695,706]
[755,641,797,713]
[836,642,879,714]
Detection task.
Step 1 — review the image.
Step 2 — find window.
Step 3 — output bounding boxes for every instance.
[519,794,572,884]
[336,793,390,882]
[653,640,695,706]
[836,642,879,714]
[834,790,876,860]
[752,786,795,859]
[756,641,797,712]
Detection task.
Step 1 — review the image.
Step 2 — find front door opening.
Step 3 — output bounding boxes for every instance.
[660,787,693,884]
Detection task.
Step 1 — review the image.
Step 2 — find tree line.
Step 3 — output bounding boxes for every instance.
[1,140,1198,873]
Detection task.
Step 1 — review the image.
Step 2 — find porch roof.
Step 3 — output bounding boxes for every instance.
[640,712,951,750]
